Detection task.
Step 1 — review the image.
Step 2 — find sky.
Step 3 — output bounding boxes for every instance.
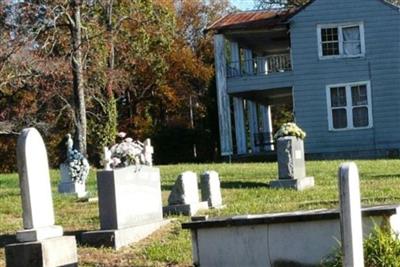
[230,0,256,10]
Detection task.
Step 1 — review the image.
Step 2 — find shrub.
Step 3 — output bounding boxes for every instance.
[322,225,400,267]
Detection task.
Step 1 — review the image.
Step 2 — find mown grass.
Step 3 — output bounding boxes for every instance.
[1,159,400,266]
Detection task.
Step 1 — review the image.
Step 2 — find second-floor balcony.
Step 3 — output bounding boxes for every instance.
[227,54,292,79]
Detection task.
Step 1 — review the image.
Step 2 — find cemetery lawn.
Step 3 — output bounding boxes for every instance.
[1,159,400,266]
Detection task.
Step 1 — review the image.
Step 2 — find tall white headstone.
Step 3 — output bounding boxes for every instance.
[16,128,63,242]
[338,162,364,267]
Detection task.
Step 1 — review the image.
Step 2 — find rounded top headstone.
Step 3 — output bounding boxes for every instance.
[17,128,55,229]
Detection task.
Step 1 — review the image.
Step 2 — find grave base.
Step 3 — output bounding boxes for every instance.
[270,177,314,191]
[5,236,77,267]
[58,163,88,198]
[81,220,170,250]
[163,201,209,216]
[16,225,63,242]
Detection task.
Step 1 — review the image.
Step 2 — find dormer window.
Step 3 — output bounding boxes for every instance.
[317,23,365,59]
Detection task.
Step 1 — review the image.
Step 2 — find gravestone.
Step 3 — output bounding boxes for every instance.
[82,165,169,249]
[5,128,78,267]
[58,134,89,198]
[270,136,314,190]
[164,171,208,216]
[200,171,223,208]
[338,162,364,267]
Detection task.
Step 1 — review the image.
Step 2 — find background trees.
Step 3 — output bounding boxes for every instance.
[0,0,232,170]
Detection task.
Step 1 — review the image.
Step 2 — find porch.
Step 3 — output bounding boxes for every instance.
[230,87,293,156]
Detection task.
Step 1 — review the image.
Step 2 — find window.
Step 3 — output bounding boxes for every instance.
[326,81,372,130]
[318,23,365,59]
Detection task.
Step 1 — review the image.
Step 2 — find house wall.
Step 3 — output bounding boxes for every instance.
[290,0,400,155]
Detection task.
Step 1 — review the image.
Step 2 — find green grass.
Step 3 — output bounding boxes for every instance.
[1,159,400,266]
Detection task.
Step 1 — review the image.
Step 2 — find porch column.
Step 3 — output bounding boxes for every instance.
[260,105,274,151]
[214,34,233,156]
[247,101,259,153]
[243,48,253,75]
[230,41,240,77]
[233,97,247,155]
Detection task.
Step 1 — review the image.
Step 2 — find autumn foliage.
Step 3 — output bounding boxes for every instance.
[0,0,232,171]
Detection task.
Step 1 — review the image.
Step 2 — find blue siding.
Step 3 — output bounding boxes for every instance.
[290,0,400,154]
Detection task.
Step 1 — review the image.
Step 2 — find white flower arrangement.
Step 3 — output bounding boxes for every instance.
[274,122,306,140]
[67,148,90,184]
[108,132,146,168]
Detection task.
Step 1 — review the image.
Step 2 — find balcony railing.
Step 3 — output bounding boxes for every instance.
[227,54,292,78]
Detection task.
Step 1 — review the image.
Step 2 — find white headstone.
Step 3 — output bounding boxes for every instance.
[16,128,63,242]
[168,171,199,205]
[338,162,364,267]
[200,171,223,208]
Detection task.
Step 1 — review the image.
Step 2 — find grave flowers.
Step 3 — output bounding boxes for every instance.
[274,122,306,140]
[67,148,90,183]
[102,132,153,170]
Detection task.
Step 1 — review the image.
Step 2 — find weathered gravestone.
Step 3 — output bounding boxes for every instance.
[82,165,169,250]
[200,171,223,208]
[5,128,78,267]
[270,136,314,190]
[164,171,208,216]
[339,162,364,267]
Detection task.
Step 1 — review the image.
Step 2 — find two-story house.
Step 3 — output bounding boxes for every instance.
[209,0,400,158]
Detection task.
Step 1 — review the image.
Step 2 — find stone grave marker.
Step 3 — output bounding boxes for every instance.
[58,134,89,198]
[5,128,77,267]
[164,171,208,216]
[338,162,364,267]
[200,171,223,208]
[270,136,314,190]
[82,162,169,249]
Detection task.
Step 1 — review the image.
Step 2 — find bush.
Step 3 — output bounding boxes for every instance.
[322,225,400,267]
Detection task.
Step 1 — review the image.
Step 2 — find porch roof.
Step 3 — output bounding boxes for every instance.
[206,8,299,33]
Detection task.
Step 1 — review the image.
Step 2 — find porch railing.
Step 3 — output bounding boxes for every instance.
[227,54,292,78]
[254,132,275,148]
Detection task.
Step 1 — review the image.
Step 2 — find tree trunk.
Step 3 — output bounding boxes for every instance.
[106,0,115,98]
[70,0,87,156]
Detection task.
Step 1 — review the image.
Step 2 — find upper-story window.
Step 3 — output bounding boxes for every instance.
[317,23,365,59]
[326,81,372,131]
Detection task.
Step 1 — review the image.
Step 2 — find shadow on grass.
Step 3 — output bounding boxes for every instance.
[0,234,16,248]
[161,185,173,191]
[220,181,268,189]
[369,174,400,179]
[162,181,268,191]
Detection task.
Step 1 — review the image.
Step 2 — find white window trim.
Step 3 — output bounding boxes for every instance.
[326,81,373,131]
[317,22,366,60]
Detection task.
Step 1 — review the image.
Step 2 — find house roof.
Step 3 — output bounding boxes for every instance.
[205,8,299,33]
[207,0,399,34]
